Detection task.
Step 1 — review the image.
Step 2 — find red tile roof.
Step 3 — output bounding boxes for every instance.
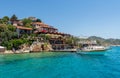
[32,22,57,29]
[32,22,49,27]
[15,26,32,30]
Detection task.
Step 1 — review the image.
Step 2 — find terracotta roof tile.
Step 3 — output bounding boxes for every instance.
[15,26,32,30]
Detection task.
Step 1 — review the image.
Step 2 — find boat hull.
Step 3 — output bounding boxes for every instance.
[77,51,105,55]
[81,49,106,52]
[76,49,106,55]
[77,46,108,55]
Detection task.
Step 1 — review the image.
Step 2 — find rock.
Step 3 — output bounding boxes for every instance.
[30,41,53,52]
[30,41,43,52]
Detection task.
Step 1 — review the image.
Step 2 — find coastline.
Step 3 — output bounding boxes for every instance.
[0,49,77,54]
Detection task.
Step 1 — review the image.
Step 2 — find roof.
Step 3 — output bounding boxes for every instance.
[32,22,58,30]
[15,26,32,30]
[32,22,49,27]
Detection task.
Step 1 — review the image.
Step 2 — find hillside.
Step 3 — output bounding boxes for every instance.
[88,36,120,45]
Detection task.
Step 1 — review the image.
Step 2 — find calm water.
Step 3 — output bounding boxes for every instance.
[0,47,120,78]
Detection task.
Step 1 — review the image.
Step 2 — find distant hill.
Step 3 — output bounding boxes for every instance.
[88,36,105,41]
[87,36,120,45]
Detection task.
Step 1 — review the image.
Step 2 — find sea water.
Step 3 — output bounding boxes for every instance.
[0,47,120,78]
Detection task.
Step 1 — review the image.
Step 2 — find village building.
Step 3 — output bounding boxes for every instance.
[32,22,58,34]
[10,20,33,37]
[15,26,32,37]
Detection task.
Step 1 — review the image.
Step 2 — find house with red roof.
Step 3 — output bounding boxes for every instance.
[32,22,58,34]
[15,26,33,37]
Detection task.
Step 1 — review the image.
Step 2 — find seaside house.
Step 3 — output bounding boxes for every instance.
[32,22,71,36]
[49,38,74,50]
[32,22,58,34]
[11,19,33,37]
[32,22,73,50]
[15,26,32,37]
[11,20,23,26]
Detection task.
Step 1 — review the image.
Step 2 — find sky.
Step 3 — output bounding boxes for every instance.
[1,0,120,39]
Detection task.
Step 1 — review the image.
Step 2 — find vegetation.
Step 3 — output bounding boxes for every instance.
[0,16,9,24]
[22,18,32,28]
[65,36,79,45]
[38,34,51,41]
[1,39,31,50]
[10,14,17,21]
[0,15,34,50]
[0,24,17,41]
[36,19,42,22]
[0,24,20,49]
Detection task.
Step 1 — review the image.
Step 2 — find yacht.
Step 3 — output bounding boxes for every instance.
[77,45,108,55]
[81,45,107,51]
[77,40,109,55]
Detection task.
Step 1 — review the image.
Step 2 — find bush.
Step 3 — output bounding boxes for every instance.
[1,41,13,50]
[1,39,32,50]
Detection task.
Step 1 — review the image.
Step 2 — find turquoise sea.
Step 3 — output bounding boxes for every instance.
[0,46,120,78]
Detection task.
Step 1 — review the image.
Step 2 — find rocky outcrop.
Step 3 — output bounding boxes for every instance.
[43,43,53,51]
[30,42,42,52]
[30,41,53,52]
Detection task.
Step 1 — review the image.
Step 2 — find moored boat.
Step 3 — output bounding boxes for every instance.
[77,39,109,55]
[81,46,107,51]
[77,46,108,55]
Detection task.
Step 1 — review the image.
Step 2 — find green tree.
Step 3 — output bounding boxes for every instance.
[7,24,16,31]
[22,18,32,27]
[1,39,29,50]
[36,19,42,22]
[0,24,7,32]
[2,16,9,24]
[38,34,51,42]
[0,16,9,24]
[0,30,17,41]
[0,19,4,24]
[0,24,17,41]
[1,41,13,50]
[10,14,17,21]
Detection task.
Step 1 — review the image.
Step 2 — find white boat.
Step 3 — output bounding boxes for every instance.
[81,46,107,52]
[77,46,108,55]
